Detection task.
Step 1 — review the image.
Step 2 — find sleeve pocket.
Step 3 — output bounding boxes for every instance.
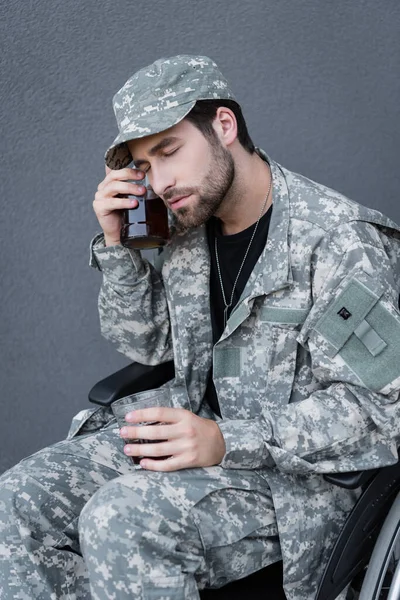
[313,275,400,395]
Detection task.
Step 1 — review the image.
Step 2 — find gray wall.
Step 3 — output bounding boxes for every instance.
[1,0,399,473]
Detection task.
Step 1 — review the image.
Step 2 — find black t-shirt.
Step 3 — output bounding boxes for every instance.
[205,205,273,416]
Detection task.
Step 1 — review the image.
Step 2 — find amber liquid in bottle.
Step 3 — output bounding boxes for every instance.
[120,185,169,249]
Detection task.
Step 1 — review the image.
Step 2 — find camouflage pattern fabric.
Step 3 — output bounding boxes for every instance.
[0,409,280,599]
[104,55,237,170]
[90,150,400,599]
[0,150,399,599]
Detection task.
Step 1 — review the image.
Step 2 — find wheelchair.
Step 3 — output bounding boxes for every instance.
[89,360,400,600]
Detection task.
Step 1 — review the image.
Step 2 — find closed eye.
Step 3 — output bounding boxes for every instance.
[164,148,180,157]
[141,148,180,173]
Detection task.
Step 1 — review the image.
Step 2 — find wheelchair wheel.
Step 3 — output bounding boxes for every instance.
[359,492,400,600]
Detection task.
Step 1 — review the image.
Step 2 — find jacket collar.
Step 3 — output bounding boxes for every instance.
[223,150,293,338]
[166,150,293,341]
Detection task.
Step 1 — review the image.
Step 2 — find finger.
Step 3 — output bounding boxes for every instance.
[99,167,145,191]
[100,165,117,189]
[107,167,145,183]
[93,194,138,213]
[139,455,186,472]
[102,180,146,198]
[120,423,179,441]
[125,407,184,424]
[123,441,176,459]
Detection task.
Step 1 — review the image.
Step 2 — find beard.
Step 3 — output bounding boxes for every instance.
[166,138,235,233]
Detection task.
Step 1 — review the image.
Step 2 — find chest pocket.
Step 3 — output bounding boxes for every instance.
[260,306,310,411]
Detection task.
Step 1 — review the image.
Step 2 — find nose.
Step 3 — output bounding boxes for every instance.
[148,164,175,199]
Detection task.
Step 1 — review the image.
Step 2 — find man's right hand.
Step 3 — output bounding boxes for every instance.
[93,166,146,247]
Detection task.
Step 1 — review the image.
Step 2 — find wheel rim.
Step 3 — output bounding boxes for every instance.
[374,525,400,599]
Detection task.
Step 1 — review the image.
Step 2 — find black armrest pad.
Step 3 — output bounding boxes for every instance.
[323,469,378,490]
[88,361,175,407]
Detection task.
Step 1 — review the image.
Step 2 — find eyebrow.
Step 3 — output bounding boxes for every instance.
[132,136,181,168]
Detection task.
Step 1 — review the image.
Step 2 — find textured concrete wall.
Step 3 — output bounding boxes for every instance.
[1,0,399,472]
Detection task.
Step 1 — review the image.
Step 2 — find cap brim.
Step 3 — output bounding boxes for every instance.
[104,100,197,170]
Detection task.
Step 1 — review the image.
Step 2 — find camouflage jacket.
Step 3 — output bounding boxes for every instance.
[90,150,400,598]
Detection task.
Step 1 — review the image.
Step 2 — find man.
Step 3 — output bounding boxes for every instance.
[0,55,400,600]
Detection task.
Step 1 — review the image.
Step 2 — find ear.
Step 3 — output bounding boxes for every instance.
[105,165,112,175]
[213,107,237,147]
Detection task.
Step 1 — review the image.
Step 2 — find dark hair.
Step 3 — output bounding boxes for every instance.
[184,99,255,154]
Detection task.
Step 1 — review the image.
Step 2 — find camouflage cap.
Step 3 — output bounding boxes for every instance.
[104,55,238,169]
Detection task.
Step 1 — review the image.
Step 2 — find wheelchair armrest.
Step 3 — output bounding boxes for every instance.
[323,469,379,490]
[88,361,175,407]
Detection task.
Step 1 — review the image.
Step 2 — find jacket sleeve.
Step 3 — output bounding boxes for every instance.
[218,221,400,473]
[89,233,173,365]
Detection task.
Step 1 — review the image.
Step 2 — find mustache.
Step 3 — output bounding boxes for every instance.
[163,188,196,202]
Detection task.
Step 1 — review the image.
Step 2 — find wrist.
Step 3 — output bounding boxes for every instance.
[104,234,122,247]
[212,421,226,464]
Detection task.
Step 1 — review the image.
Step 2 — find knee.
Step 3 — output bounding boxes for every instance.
[78,474,149,545]
[0,464,37,539]
[78,472,183,550]
[0,463,26,510]
[0,456,80,547]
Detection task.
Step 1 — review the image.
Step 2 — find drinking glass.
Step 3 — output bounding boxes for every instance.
[111,388,171,464]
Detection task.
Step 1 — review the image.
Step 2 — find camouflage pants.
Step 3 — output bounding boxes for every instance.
[0,406,281,599]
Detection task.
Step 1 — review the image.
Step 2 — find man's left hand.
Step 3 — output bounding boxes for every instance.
[119,407,226,471]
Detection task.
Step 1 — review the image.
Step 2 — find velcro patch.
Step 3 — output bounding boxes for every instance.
[213,347,241,378]
[314,276,400,392]
[314,278,382,356]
